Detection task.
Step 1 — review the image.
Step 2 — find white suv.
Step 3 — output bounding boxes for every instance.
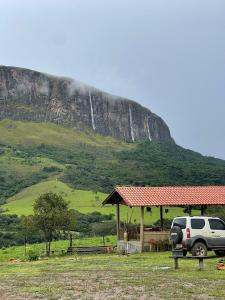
[170,216,225,256]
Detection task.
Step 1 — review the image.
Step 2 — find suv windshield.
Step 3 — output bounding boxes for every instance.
[173,218,186,229]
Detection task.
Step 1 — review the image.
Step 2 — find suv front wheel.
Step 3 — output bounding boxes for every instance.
[191,242,207,257]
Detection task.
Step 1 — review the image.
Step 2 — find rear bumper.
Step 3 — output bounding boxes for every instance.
[182,238,194,250]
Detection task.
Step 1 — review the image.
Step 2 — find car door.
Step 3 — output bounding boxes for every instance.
[208,219,225,247]
[190,218,207,238]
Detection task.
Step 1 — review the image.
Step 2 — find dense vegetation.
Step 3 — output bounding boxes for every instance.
[0,210,115,248]
[64,141,225,191]
[0,160,48,204]
[0,214,42,248]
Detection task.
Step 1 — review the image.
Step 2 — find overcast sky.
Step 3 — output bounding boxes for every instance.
[0,0,225,159]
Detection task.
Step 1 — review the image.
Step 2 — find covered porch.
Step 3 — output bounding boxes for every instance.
[102,186,225,253]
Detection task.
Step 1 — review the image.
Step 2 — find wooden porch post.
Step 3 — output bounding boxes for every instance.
[140,206,144,252]
[201,205,203,216]
[160,206,163,230]
[116,203,120,241]
[201,205,206,215]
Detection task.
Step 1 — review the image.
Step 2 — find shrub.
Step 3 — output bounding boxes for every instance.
[27,250,39,261]
[153,218,173,229]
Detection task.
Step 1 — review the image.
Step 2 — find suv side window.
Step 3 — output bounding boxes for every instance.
[173,218,186,229]
[209,219,225,230]
[191,219,205,229]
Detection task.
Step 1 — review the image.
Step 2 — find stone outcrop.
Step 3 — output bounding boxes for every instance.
[0,66,172,142]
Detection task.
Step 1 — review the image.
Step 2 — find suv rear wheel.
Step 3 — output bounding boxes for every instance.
[191,242,207,257]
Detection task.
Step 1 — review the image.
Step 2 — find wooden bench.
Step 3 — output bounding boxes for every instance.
[170,255,216,271]
[51,249,66,255]
[67,246,114,254]
[41,249,66,255]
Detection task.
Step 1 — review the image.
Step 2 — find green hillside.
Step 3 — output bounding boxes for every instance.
[2,180,200,223]
[0,119,225,209]
[3,180,107,216]
[0,119,129,150]
[0,119,130,203]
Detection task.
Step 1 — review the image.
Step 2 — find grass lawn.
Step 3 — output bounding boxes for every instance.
[0,243,225,299]
[3,180,108,216]
[3,180,201,224]
[0,119,131,150]
[0,236,117,262]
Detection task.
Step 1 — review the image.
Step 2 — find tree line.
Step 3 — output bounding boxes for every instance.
[0,192,116,254]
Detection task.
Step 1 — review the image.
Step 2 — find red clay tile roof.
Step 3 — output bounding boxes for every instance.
[103,186,225,206]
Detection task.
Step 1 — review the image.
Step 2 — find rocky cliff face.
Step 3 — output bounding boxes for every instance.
[0,66,172,142]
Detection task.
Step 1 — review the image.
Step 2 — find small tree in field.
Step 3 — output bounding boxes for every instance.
[33,192,75,255]
[20,215,36,256]
[92,221,116,245]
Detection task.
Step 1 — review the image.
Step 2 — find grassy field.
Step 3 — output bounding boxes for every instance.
[3,180,107,216]
[3,179,201,223]
[0,119,131,150]
[0,243,225,299]
[0,236,117,262]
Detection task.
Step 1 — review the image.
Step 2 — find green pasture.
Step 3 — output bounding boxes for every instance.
[0,244,225,299]
[3,179,201,223]
[0,119,130,150]
[0,236,117,262]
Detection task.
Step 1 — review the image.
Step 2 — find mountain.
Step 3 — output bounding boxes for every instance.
[0,65,172,142]
[0,66,225,209]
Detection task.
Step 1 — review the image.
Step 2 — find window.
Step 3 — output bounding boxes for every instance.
[191,219,205,229]
[209,219,225,230]
[173,218,186,229]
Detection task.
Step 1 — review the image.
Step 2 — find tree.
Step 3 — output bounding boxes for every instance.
[33,192,75,255]
[20,215,37,256]
[206,205,225,221]
[92,221,116,245]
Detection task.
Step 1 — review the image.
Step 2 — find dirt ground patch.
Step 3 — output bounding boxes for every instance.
[0,253,225,299]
